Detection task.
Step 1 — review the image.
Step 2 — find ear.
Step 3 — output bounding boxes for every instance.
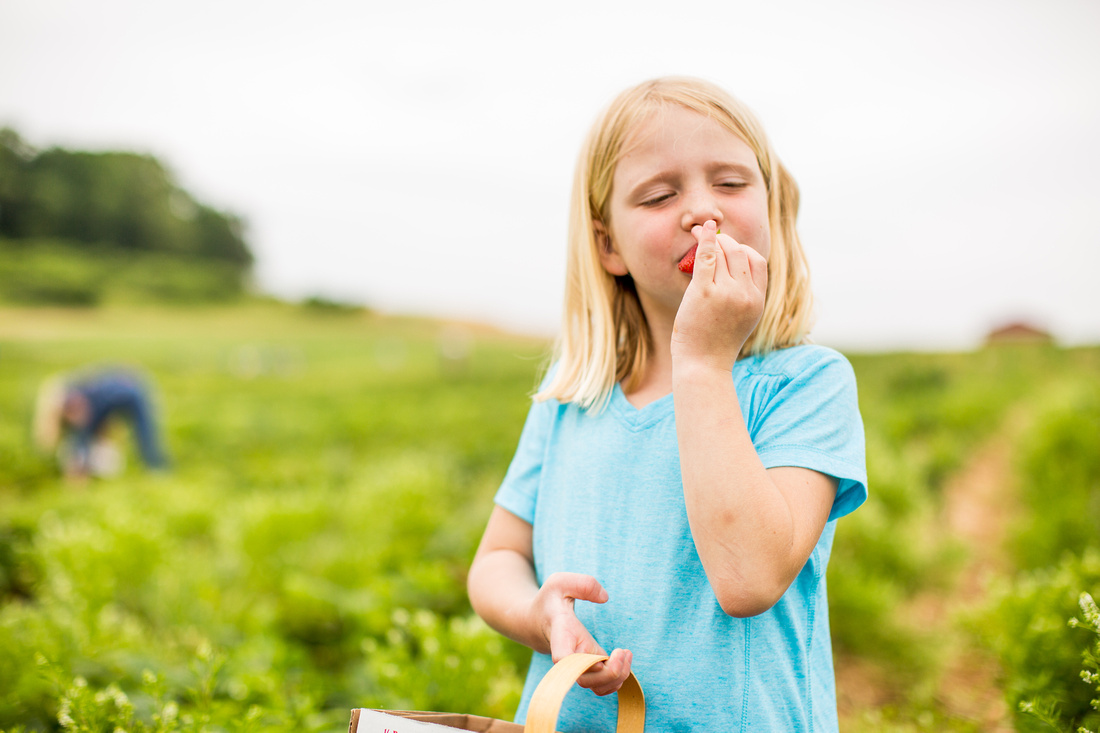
[593,220,629,277]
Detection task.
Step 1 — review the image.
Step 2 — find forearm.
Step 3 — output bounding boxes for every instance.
[467,548,549,653]
[672,359,800,616]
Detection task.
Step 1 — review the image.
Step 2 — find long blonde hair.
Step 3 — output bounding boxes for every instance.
[536,76,814,410]
[33,376,67,452]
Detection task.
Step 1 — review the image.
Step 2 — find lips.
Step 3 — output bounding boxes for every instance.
[678,245,697,274]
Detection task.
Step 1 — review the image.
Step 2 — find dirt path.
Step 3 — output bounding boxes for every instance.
[837,407,1031,730]
[928,415,1024,731]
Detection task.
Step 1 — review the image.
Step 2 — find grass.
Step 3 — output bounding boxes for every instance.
[1,304,1097,731]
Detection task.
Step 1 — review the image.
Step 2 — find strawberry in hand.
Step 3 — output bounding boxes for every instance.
[678,229,717,274]
[678,246,697,274]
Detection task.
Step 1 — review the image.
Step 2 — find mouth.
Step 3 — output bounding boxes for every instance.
[677,245,697,274]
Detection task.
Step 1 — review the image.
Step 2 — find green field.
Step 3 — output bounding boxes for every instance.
[1,305,1098,732]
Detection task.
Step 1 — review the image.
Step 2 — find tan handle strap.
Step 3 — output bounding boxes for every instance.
[524,653,645,733]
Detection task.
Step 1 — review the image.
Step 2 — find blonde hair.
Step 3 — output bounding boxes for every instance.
[33,376,67,452]
[536,76,814,410]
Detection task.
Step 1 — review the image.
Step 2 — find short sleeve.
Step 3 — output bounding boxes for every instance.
[748,348,868,521]
[494,396,557,524]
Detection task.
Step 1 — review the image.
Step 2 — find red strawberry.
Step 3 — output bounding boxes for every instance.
[678,245,697,274]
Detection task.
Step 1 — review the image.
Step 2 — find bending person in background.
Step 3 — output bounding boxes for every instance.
[34,367,171,479]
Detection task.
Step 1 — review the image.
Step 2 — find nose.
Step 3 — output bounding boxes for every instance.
[680,188,724,231]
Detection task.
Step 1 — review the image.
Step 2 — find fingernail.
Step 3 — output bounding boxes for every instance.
[705,220,717,232]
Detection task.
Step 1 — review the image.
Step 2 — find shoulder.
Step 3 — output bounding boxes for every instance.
[534,360,560,394]
[733,344,861,433]
[738,346,868,518]
[530,363,565,415]
[740,344,856,385]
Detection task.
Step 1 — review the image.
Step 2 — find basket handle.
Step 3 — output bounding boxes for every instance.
[524,653,645,733]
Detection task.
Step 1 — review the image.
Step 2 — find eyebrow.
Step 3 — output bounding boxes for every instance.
[708,161,759,177]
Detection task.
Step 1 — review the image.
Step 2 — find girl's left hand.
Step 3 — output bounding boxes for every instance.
[671,219,767,368]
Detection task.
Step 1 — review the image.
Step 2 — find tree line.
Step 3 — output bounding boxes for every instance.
[0,128,254,304]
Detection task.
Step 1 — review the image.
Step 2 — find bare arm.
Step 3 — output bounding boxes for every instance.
[467,506,633,695]
[674,362,836,616]
[672,221,836,617]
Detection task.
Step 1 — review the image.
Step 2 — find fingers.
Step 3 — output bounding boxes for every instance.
[722,243,768,297]
[548,616,604,663]
[577,648,634,697]
[748,246,768,294]
[691,220,766,296]
[674,220,767,363]
[538,573,632,696]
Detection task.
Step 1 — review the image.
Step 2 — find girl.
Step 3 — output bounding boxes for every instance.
[467,77,867,732]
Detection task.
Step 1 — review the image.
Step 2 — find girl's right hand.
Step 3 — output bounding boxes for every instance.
[672,219,768,369]
[533,572,634,696]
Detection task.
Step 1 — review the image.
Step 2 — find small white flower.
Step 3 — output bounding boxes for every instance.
[1081,593,1100,627]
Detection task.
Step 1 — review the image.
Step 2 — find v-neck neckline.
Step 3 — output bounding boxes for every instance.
[609,382,674,431]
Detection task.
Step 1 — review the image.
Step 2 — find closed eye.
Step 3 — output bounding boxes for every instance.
[640,192,676,206]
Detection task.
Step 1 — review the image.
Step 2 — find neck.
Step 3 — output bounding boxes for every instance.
[623,317,675,408]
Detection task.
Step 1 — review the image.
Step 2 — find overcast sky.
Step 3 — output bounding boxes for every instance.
[2,0,1097,351]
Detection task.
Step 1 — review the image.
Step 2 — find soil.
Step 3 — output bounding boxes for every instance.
[836,409,1031,730]
[927,424,1019,731]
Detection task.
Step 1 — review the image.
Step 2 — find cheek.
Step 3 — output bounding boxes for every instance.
[756,210,772,259]
[612,216,666,259]
[757,228,772,261]
[728,200,771,258]
[751,193,772,258]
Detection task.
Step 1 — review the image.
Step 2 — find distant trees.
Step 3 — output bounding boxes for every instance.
[0,128,254,304]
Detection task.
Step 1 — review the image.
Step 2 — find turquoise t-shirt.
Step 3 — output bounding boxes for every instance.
[493,344,867,732]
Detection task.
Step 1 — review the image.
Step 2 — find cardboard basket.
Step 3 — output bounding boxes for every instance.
[350,653,645,733]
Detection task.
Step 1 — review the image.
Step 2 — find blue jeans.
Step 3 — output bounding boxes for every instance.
[71,370,170,470]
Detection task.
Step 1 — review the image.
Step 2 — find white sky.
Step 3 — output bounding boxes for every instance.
[2,0,1098,351]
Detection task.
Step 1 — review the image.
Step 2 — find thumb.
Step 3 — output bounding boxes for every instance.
[557,572,609,605]
[691,220,721,281]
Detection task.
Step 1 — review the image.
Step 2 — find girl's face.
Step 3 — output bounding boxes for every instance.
[598,105,771,323]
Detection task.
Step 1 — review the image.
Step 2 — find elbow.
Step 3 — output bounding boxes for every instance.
[466,560,490,611]
[716,590,782,619]
[712,575,791,618]
[700,534,803,617]
[466,557,488,617]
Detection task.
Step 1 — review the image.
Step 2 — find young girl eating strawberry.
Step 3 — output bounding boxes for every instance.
[467,76,867,732]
